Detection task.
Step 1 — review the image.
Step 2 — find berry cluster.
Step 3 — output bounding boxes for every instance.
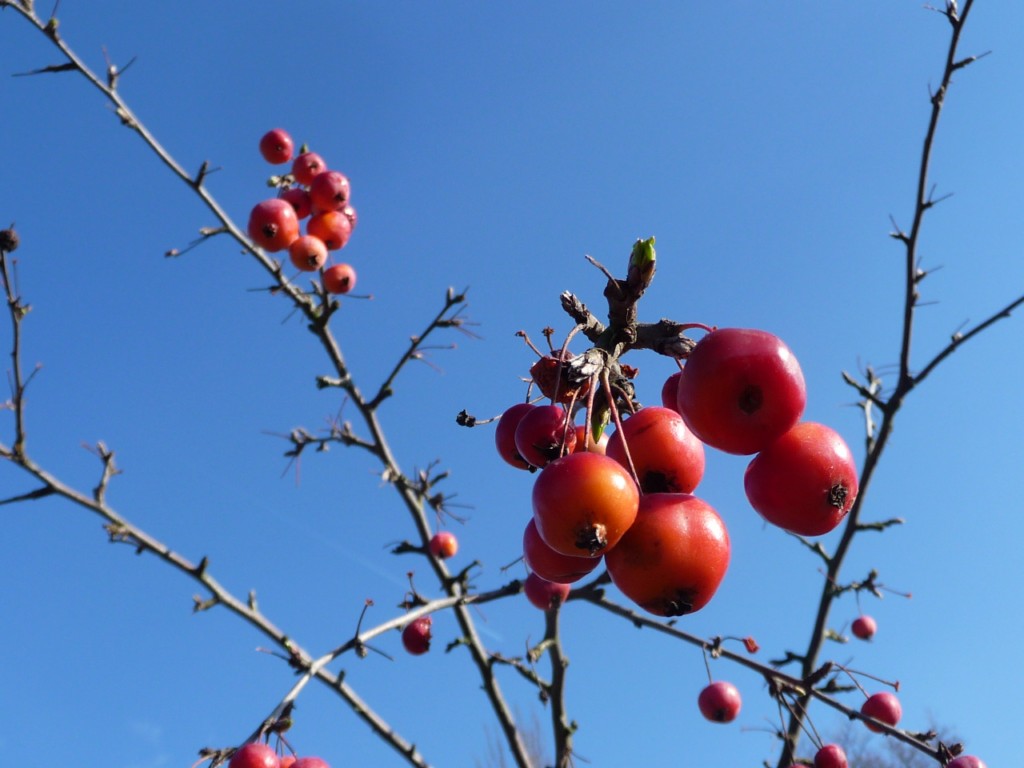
[495,323,858,619]
[228,742,329,768]
[248,129,358,295]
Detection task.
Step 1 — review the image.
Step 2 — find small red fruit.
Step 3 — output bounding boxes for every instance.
[605,406,705,493]
[288,235,328,272]
[948,757,988,768]
[605,493,730,616]
[322,263,357,294]
[514,404,577,468]
[280,187,312,219]
[292,759,330,768]
[523,572,571,610]
[259,129,294,165]
[248,199,300,252]
[401,616,432,655]
[814,744,848,768]
[572,424,609,455]
[676,327,806,455]
[522,518,601,584]
[851,615,877,640]
[309,170,351,212]
[660,370,683,413]
[860,691,902,732]
[697,681,741,723]
[494,403,535,470]
[292,151,327,186]
[532,452,639,558]
[307,210,353,250]
[744,422,859,536]
[230,743,281,768]
[429,531,458,559]
[280,758,297,768]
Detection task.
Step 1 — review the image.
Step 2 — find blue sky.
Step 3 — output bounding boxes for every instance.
[2,3,1022,767]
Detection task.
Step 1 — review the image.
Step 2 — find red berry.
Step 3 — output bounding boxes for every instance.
[660,370,683,413]
[259,129,294,165]
[744,422,859,536]
[309,170,351,212]
[280,758,297,768]
[605,406,705,494]
[522,518,601,584]
[676,328,806,455]
[288,235,328,272]
[851,615,877,640]
[248,199,300,252]
[292,152,327,186]
[605,493,730,616]
[514,404,576,468]
[280,187,312,219]
[322,263,357,294]
[428,531,458,559]
[860,691,902,732]
[814,743,848,768]
[494,403,535,470]
[948,757,988,768]
[697,681,741,723]
[307,210,353,250]
[532,452,639,558]
[401,616,432,655]
[523,572,571,610]
[292,759,330,768]
[230,743,281,768]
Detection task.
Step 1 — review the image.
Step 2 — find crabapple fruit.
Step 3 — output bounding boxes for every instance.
[523,572,571,610]
[814,744,848,768]
[229,743,280,768]
[429,531,458,559]
[660,370,683,413]
[676,327,806,454]
[288,235,328,272]
[259,128,294,165]
[851,615,877,640]
[248,199,300,252]
[514,404,576,468]
[307,210,353,250]
[495,403,535,470]
[292,151,327,186]
[948,757,988,768]
[292,759,330,768]
[280,187,312,219]
[522,518,601,584]
[322,263,357,294]
[309,170,351,212]
[401,616,432,655]
[697,681,741,723]
[605,406,705,493]
[860,691,902,732]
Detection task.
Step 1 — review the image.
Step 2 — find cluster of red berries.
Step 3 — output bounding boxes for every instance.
[228,742,328,768]
[248,128,358,295]
[495,326,860,618]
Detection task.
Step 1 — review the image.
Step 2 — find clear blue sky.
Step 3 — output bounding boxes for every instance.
[2,3,1022,767]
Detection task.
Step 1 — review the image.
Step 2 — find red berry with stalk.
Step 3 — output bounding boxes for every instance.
[429,531,458,559]
[248,199,300,252]
[860,691,902,732]
[292,151,327,186]
[322,263,357,295]
[514,404,576,468]
[522,518,601,584]
[280,187,312,219]
[851,615,877,640]
[401,616,432,655]
[494,403,535,470]
[697,681,741,723]
[307,210,353,250]
[229,743,281,768]
[259,128,294,165]
[605,405,705,494]
[288,235,328,272]
[814,744,848,768]
[292,759,330,768]
[309,170,351,212]
[523,572,571,610]
[948,757,988,768]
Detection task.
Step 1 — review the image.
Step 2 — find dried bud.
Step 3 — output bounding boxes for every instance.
[0,227,19,253]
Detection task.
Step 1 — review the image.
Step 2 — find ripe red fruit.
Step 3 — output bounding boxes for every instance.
[860,691,902,732]
[814,744,848,768]
[522,518,601,584]
[571,424,609,455]
[307,210,353,250]
[676,327,806,455]
[292,759,330,768]
[322,263,357,294]
[280,187,312,219]
[292,151,327,186]
[401,616,432,655]
[280,758,296,768]
[309,170,351,212]
[259,129,294,165]
[230,743,281,768]
[514,404,577,468]
[660,370,683,413]
[529,352,590,404]
[605,493,729,616]
[532,452,639,558]
[744,422,859,536]
[429,531,458,559]
[851,615,877,640]
[248,199,300,252]
[605,406,705,494]
[697,681,741,723]
[288,235,328,272]
[948,757,988,768]
[494,403,535,470]
[523,572,571,610]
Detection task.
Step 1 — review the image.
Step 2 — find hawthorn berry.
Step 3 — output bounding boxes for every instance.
[514,404,577,468]
[322,263,357,294]
[288,235,329,272]
[523,572,571,610]
[605,406,705,494]
[279,758,297,768]
[401,616,432,655]
[571,424,609,455]
[676,327,806,455]
[522,518,601,584]
[814,743,848,768]
[280,187,312,219]
[744,421,858,536]
[309,170,351,212]
[307,210,353,250]
[660,370,683,413]
[697,681,741,723]
[494,402,535,470]
[259,128,294,165]
[860,691,902,732]
[532,452,639,558]
[292,151,327,186]
[248,199,300,253]
[229,742,281,768]
[948,756,988,768]
[429,531,458,559]
[851,615,877,640]
[291,759,330,768]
